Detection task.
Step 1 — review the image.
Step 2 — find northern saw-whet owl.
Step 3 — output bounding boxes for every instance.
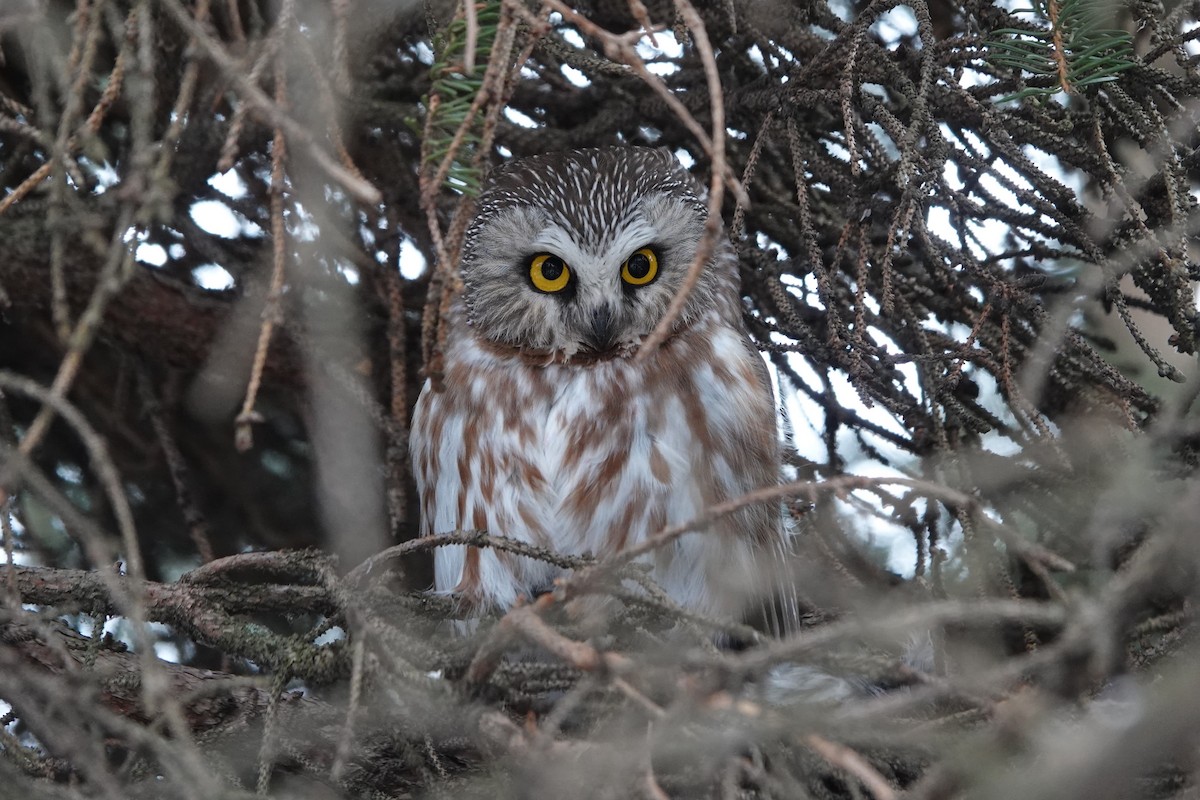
[411,147,786,628]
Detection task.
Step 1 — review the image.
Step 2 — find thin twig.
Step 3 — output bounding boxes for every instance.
[155,0,381,204]
[638,0,727,357]
[235,55,290,452]
[804,734,897,800]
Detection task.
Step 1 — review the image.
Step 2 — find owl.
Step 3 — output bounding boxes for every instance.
[410,147,786,628]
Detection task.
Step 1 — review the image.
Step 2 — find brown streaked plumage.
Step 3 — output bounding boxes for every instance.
[411,147,790,627]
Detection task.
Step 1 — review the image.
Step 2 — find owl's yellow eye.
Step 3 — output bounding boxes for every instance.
[621,248,659,286]
[529,253,571,293]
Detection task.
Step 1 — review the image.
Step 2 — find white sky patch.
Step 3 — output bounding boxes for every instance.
[778,269,820,297]
[867,325,921,401]
[87,160,120,193]
[413,41,435,65]
[756,232,790,261]
[942,159,964,191]
[846,465,921,574]
[778,359,828,459]
[824,139,851,162]
[136,243,168,266]
[1024,144,1086,194]
[561,64,590,87]
[99,618,180,660]
[190,200,243,238]
[926,172,1018,260]
[637,29,682,60]
[560,26,584,48]
[337,261,360,286]
[831,368,910,440]
[193,263,235,290]
[155,640,182,663]
[870,5,919,45]
[673,148,695,169]
[780,345,912,453]
[208,168,248,199]
[639,125,662,142]
[773,43,798,63]
[359,221,377,250]
[973,368,1023,430]
[862,82,889,99]
[956,127,988,157]
[398,240,427,278]
[981,430,1022,456]
[959,66,992,90]
[927,205,953,241]
[2,510,24,538]
[57,462,82,482]
[638,29,682,76]
[504,107,539,129]
[314,626,346,646]
[827,0,854,23]
[1183,20,1200,56]
[929,138,1036,260]
[966,217,1014,259]
[866,122,898,159]
[776,354,919,576]
[289,201,319,241]
[991,157,1036,198]
[2,552,30,571]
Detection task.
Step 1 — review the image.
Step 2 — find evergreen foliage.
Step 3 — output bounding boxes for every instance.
[0,0,1199,797]
[989,0,1137,101]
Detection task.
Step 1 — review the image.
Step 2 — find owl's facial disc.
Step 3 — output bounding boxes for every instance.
[461,147,734,354]
[513,241,661,354]
[515,216,673,354]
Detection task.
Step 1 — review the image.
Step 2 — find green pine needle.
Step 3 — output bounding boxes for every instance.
[987,0,1136,104]
[423,2,502,196]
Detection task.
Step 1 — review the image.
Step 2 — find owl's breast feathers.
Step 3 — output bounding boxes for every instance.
[411,304,782,620]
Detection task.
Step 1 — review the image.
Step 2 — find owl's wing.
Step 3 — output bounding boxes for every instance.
[411,367,564,612]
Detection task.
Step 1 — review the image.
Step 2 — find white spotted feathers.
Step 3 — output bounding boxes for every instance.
[411,147,786,628]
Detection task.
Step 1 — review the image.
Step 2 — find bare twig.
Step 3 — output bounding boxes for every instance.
[234,56,290,452]
[638,0,726,357]
[155,0,381,205]
[805,734,897,800]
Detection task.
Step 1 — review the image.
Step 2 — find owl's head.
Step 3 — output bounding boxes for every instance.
[459,147,736,355]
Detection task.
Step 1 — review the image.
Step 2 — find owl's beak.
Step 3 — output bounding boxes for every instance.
[586,304,617,351]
